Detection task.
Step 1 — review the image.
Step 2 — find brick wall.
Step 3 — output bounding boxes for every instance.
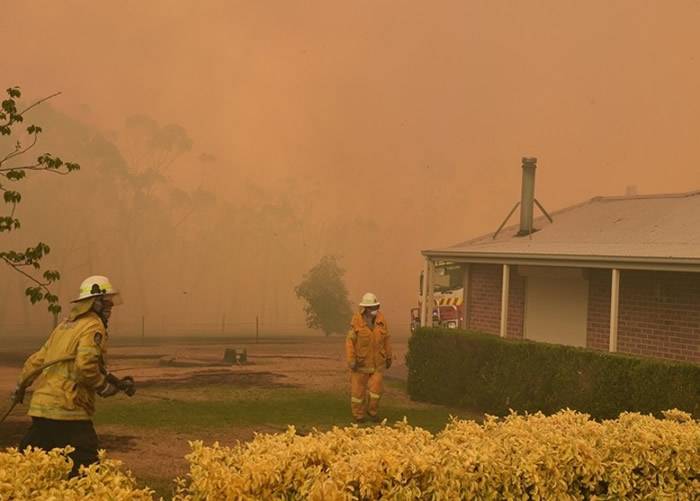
[465,265,700,363]
[587,269,700,363]
[587,270,611,351]
[467,264,525,338]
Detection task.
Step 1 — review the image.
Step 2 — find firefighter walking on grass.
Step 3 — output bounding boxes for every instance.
[346,292,393,423]
[10,275,135,476]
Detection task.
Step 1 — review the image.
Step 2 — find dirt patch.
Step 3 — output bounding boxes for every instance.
[1,419,139,454]
[249,354,338,360]
[97,423,279,497]
[137,370,293,389]
[157,356,232,368]
[99,432,139,453]
[109,354,170,360]
[0,418,29,449]
[0,337,421,499]
[0,352,29,367]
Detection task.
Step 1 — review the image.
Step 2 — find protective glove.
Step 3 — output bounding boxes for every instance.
[10,384,26,405]
[96,381,120,398]
[348,359,358,371]
[119,376,136,397]
[385,357,393,369]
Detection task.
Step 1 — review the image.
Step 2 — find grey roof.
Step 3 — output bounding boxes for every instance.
[424,191,700,270]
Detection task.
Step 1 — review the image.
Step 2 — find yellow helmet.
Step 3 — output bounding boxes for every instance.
[359,292,380,307]
[71,275,122,304]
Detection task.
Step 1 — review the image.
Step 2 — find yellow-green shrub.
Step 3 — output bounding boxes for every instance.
[175,409,700,500]
[3,410,698,500]
[0,447,156,500]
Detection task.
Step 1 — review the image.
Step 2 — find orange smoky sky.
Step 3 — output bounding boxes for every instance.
[2,1,700,335]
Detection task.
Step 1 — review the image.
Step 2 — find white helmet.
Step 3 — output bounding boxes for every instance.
[71,275,122,304]
[359,292,380,307]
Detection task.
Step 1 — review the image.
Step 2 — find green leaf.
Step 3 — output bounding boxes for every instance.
[43,270,61,282]
[6,170,26,181]
[25,287,44,304]
[3,191,21,204]
[6,87,21,99]
[2,100,16,114]
[0,216,20,232]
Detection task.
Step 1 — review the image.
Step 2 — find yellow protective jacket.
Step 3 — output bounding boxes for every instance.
[19,312,108,420]
[345,311,392,373]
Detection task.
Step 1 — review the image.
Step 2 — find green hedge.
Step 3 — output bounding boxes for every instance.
[406,328,700,419]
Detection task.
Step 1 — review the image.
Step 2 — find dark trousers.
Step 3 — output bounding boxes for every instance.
[19,417,99,477]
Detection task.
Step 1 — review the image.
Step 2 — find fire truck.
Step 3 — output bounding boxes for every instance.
[410,262,464,332]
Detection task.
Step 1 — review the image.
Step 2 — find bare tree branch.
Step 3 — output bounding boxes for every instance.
[16,92,62,119]
[1,256,51,288]
[1,87,73,316]
[0,163,40,172]
[0,131,39,166]
[0,164,72,175]
[0,91,61,128]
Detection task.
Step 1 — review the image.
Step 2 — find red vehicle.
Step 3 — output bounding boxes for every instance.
[410,263,464,332]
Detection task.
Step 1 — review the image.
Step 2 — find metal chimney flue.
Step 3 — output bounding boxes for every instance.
[517,157,537,236]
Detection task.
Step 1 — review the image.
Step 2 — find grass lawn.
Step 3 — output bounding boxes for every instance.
[93,380,482,499]
[94,382,479,434]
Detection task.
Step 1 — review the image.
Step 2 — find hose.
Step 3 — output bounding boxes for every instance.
[1,357,192,425]
[0,356,76,425]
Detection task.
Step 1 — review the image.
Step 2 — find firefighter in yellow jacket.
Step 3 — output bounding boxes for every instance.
[345,292,393,423]
[11,275,133,476]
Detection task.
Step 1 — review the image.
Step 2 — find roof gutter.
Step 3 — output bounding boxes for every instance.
[421,250,700,273]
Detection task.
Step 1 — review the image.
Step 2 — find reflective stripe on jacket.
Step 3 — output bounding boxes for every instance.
[345,311,392,373]
[19,312,108,420]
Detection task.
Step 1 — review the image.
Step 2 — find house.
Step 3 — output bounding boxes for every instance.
[420,158,700,364]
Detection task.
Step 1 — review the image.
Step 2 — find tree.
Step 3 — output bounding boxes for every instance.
[294,255,353,336]
[0,86,80,316]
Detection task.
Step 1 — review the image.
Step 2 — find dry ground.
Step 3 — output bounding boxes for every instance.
[1,335,479,498]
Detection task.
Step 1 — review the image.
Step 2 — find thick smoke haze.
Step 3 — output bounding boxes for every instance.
[2,1,700,337]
